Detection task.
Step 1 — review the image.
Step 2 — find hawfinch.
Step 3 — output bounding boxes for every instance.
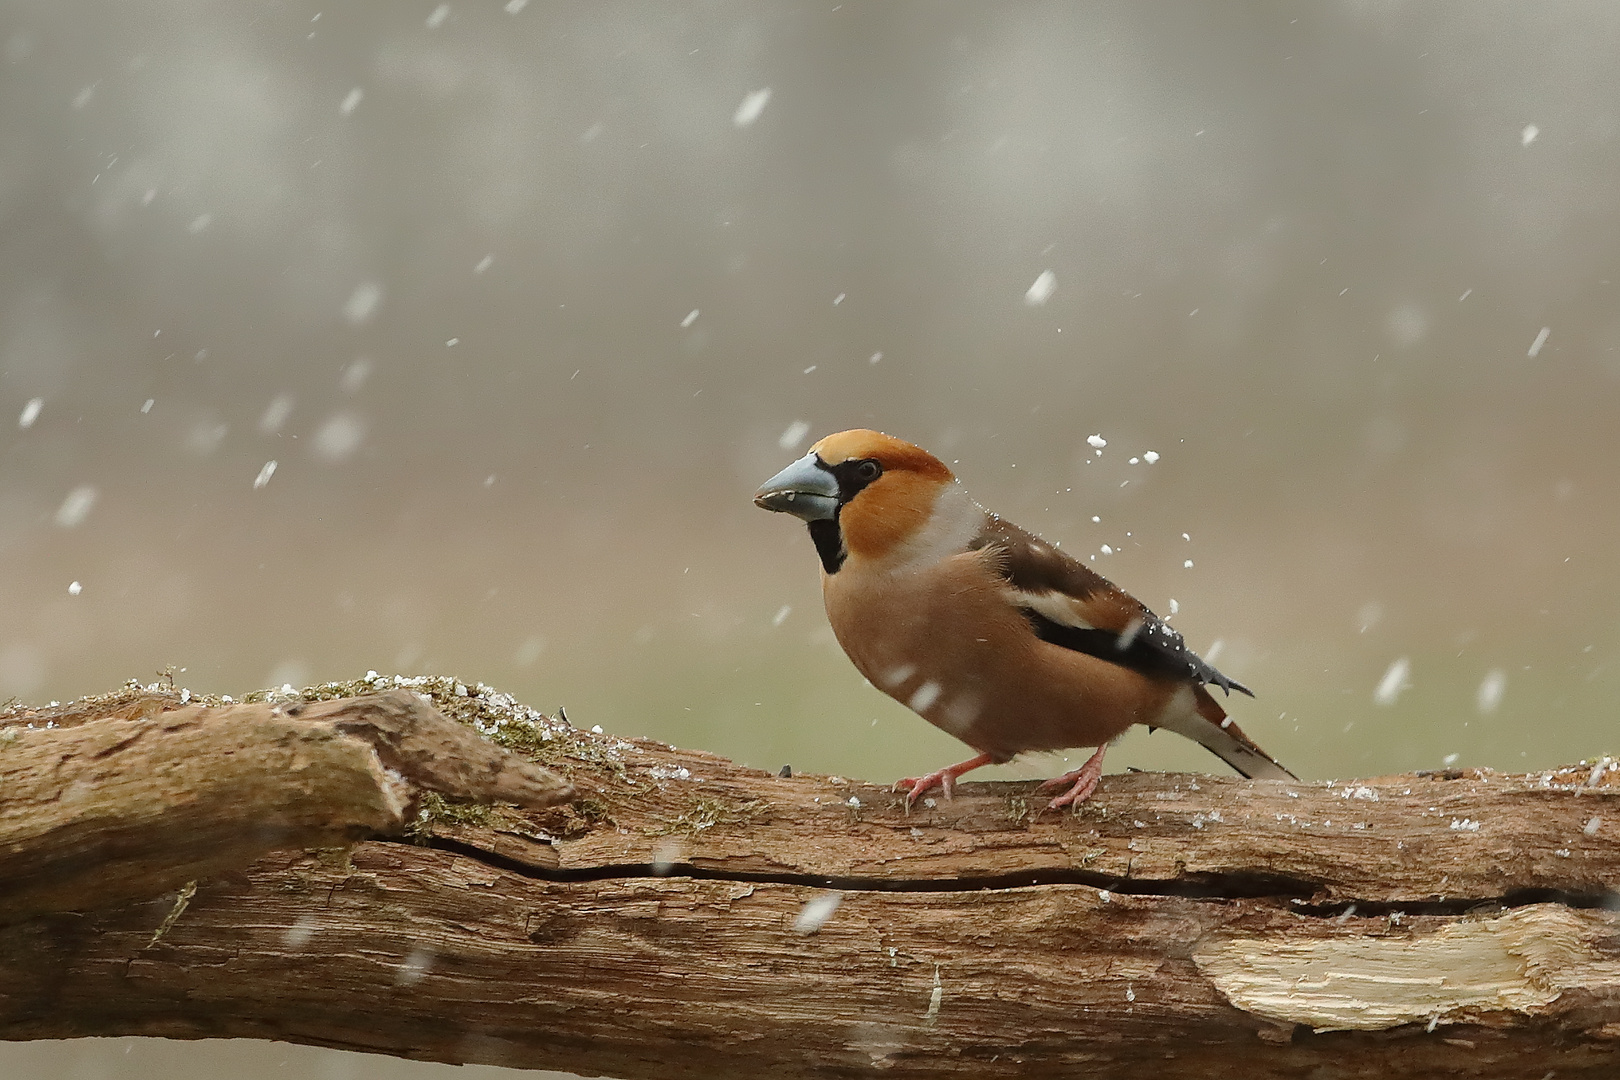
[754,429,1295,810]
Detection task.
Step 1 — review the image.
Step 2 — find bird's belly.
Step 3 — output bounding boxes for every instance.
[822,561,1171,760]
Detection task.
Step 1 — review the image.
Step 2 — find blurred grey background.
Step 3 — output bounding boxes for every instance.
[4,1,1620,1076]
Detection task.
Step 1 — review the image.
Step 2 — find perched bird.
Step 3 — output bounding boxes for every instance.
[754,429,1295,810]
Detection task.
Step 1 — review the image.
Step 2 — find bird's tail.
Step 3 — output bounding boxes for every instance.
[1154,684,1297,781]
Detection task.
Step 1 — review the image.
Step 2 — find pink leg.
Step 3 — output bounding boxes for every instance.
[894,752,995,808]
[1037,744,1109,812]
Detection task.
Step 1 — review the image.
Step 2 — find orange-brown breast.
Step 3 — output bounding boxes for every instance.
[821,547,1182,761]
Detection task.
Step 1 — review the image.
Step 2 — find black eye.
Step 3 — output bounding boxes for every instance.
[856,459,882,482]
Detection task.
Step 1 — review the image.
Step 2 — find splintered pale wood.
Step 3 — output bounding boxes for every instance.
[0,690,570,923]
[2,684,1619,1079]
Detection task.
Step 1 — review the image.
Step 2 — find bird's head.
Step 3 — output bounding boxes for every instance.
[754,429,957,571]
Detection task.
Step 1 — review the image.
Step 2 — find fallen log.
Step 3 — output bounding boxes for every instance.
[1,675,1617,1078]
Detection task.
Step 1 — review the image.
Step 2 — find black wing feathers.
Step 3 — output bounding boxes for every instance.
[977,513,1253,696]
[1020,608,1254,696]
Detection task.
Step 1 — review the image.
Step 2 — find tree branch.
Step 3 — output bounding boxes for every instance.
[2,678,1618,1078]
[0,685,571,923]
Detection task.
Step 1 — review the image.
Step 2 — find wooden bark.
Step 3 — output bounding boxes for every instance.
[2,679,1619,1079]
[0,687,571,923]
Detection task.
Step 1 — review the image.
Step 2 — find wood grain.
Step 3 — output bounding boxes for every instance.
[2,679,1618,1078]
[0,687,570,923]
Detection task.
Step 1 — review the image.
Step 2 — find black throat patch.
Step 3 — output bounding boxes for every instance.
[800,455,883,575]
[807,518,846,574]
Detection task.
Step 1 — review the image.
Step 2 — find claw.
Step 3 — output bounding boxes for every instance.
[893,752,994,808]
[1035,744,1109,814]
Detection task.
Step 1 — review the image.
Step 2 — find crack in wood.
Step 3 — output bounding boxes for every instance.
[421,835,1620,915]
[4,679,1620,1078]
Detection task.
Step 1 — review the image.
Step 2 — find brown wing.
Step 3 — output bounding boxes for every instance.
[970,513,1253,696]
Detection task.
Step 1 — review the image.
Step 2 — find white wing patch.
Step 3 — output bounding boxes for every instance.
[1007,587,1097,630]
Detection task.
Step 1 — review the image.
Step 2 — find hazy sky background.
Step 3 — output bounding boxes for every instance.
[5,2,1620,1076]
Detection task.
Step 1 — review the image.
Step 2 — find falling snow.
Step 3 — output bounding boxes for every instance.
[55,486,98,529]
[259,394,294,434]
[650,840,682,874]
[1086,434,1106,449]
[186,420,228,456]
[18,398,42,429]
[313,413,366,461]
[68,581,82,596]
[514,635,546,666]
[283,916,318,948]
[1527,326,1550,357]
[733,88,772,128]
[1521,124,1539,146]
[1025,270,1056,306]
[1374,657,1411,706]
[793,891,842,934]
[253,460,278,489]
[425,4,450,30]
[343,282,383,326]
[1476,669,1506,714]
[339,87,363,115]
[680,309,700,328]
[395,946,435,985]
[778,420,811,450]
[340,358,372,394]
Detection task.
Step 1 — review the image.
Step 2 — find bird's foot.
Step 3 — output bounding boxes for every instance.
[893,768,959,805]
[1037,744,1109,813]
[893,752,994,809]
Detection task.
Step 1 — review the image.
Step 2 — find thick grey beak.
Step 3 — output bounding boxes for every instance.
[753,453,840,522]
